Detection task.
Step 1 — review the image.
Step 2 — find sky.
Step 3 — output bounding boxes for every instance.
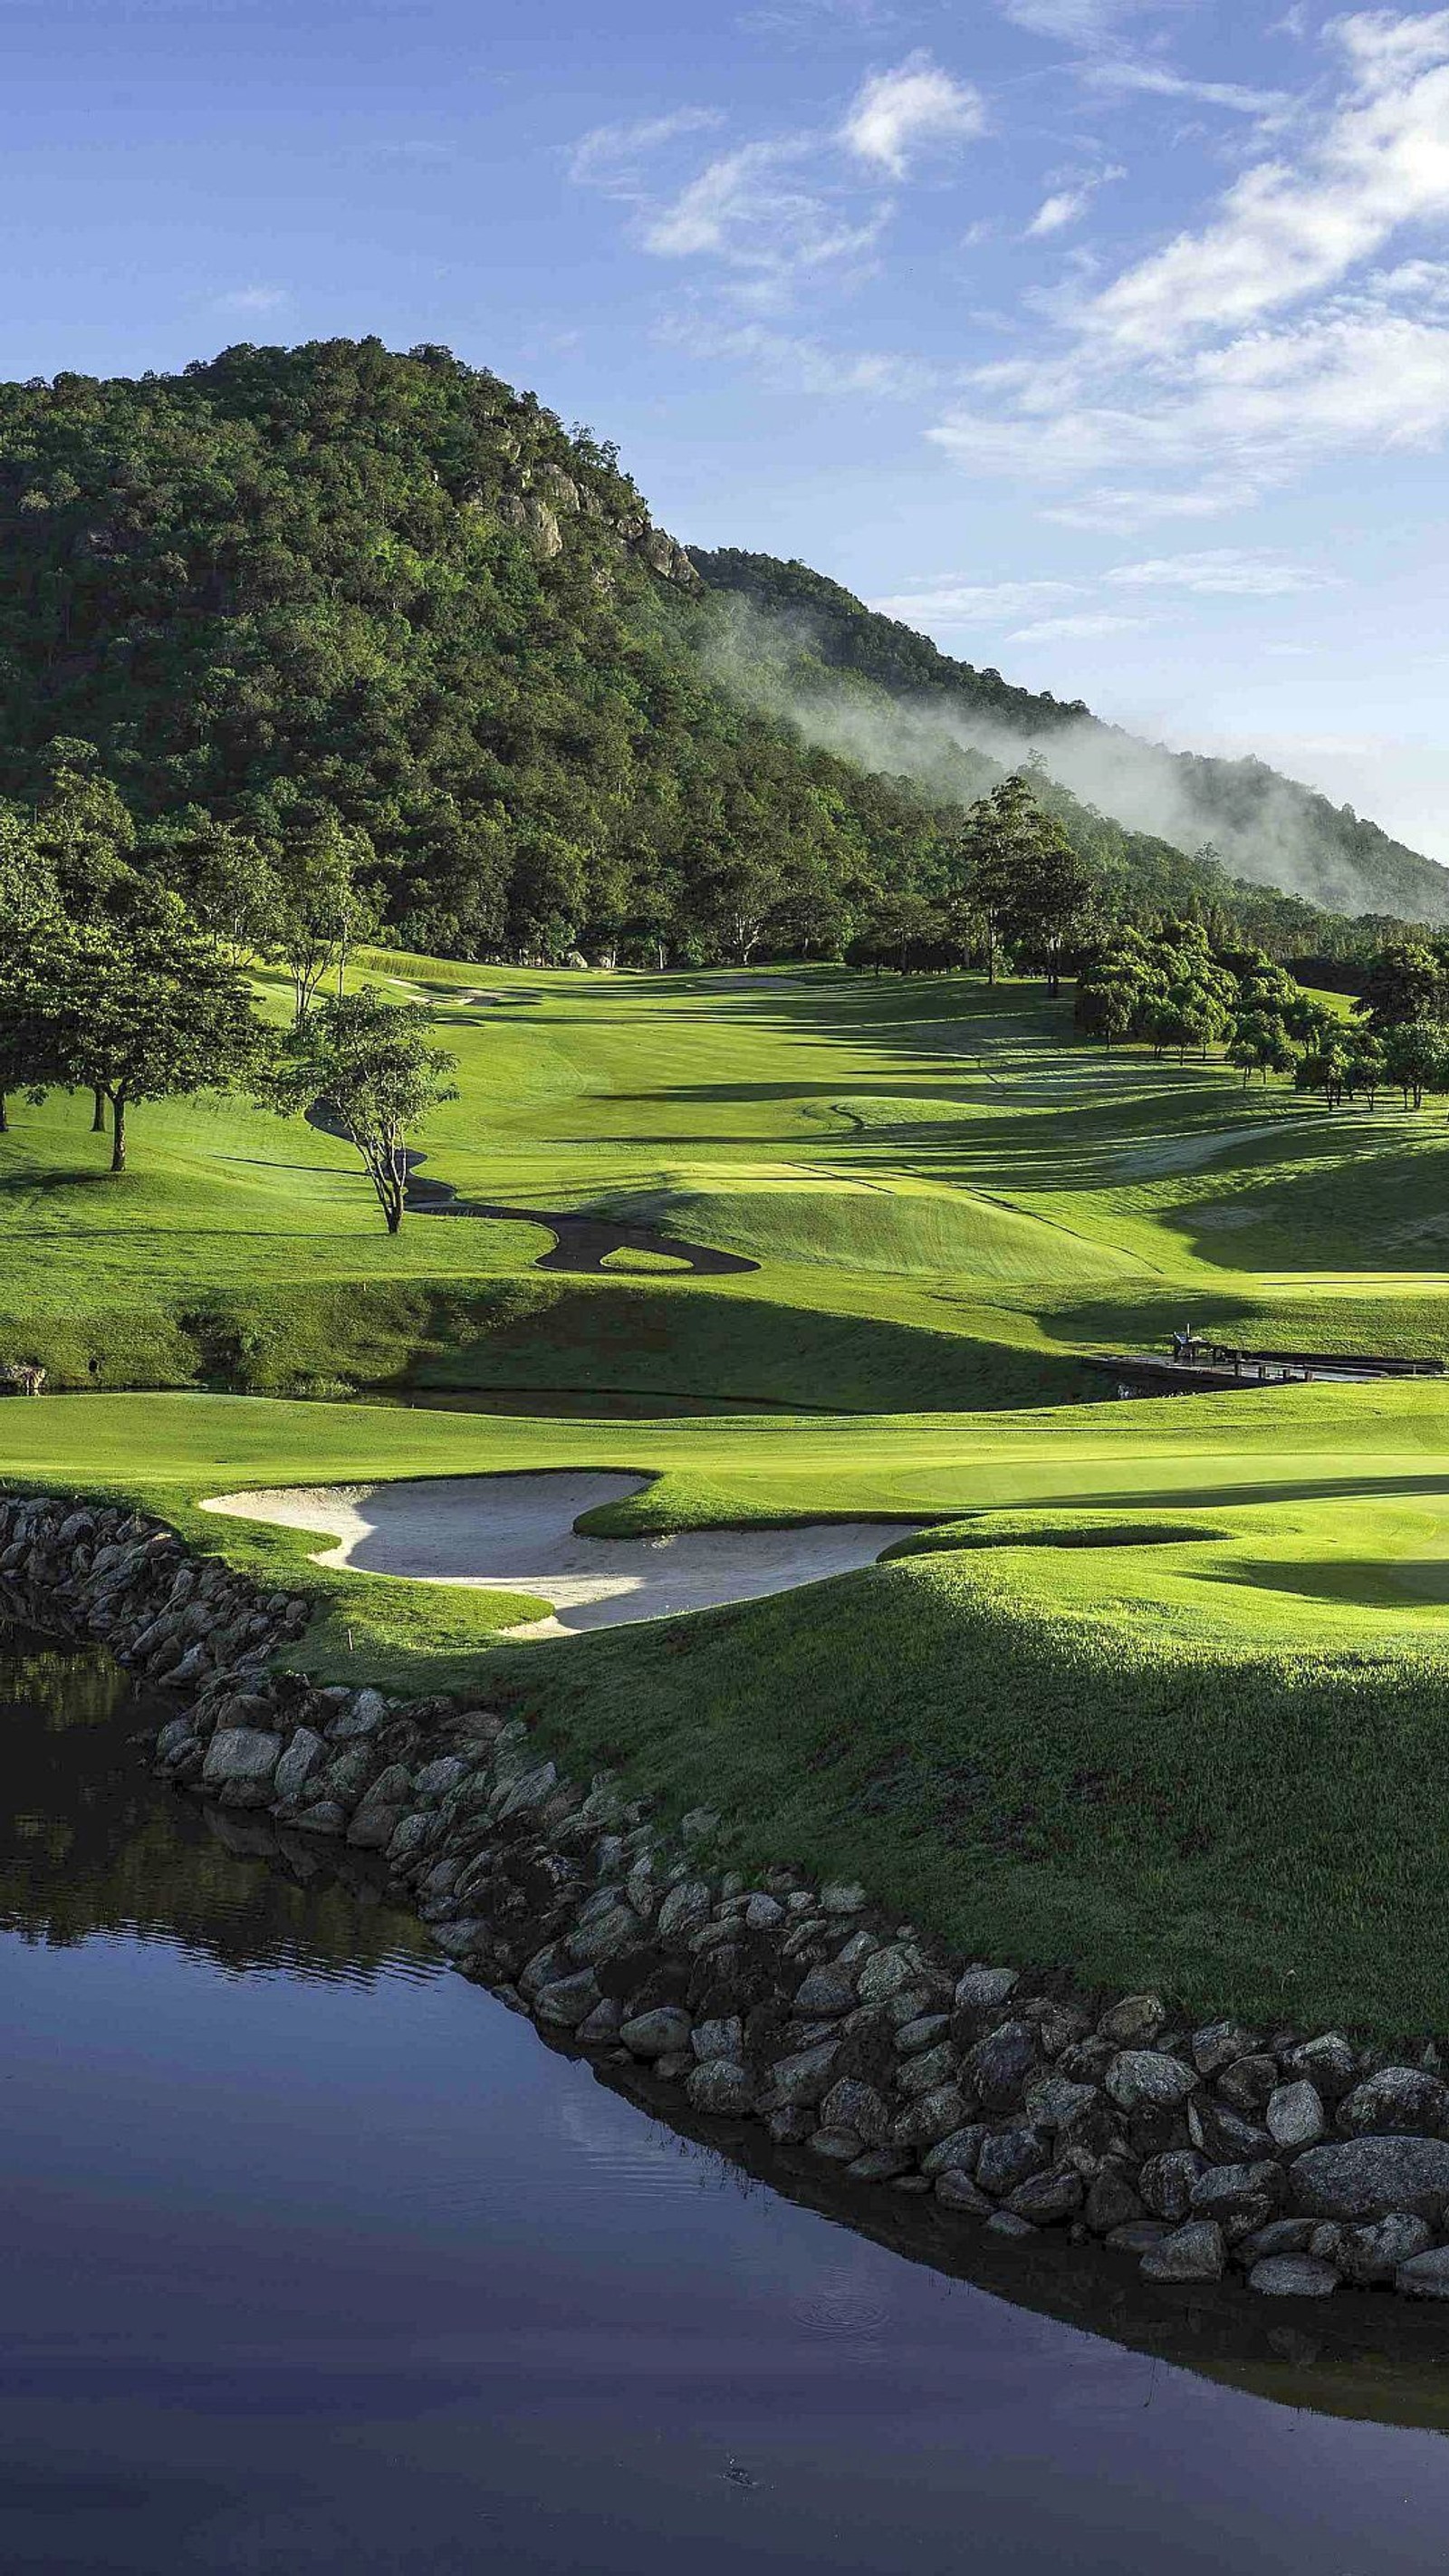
[10,0,1449,855]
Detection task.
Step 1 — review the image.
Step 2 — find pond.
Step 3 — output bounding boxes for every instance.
[5,1625,1449,2573]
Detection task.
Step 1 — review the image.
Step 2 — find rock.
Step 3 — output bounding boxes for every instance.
[847,2149,913,2183]
[1217,2054,1279,2114]
[897,2014,951,2056]
[1191,2020,1258,2078]
[1007,2166,1083,2226]
[1099,1994,1166,2048]
[964,2020,1039,2108]
[792,1966,857,2019]
[1140,2221,1225,2283]
[576,1997,623,2046]
[763,2042,840,2109]
[820,1882,867,1914]
[1267,2081,1326,2150]
[1396,2246,1449,2300]
[620,2005,693,2061]
[332,1687,387,1738]
[976,2125,1051,2198]
[654,2049,692,2082]
[657,1878,712,1941]
[1085,2170,1145,2235]
[892,2084,972,2147]
[1290,2136,1449,2221]
[920,2126,985,2177]
[687,2060,755,2118]
[413,1755,471,1803]
[679,1808,719,1844]
[1283,2033,1358,2100]
[897,2041,959,2099]
[935,2169,993,2215]
[954,1966,1019,2014]
[1189,2099,1270,2163]
[274,1726,325,1801]
[568,1904,641,1967]
[744,1894,784,1930]
[1237,2219,1315,2264]
[810,2127,865,2164]
[1139,2150,1207,2222]
[201,1727,281,1788]
[534,1970,601,2028]
[857,1945,926,2005]
[984,2212,1037,2241]
[1106,2052,1196,2112]
[1024,2074,1100,2132]
[820,2080,889,2145]
[1191,2161,1286,2239]
[291,1799,346,1835]
[496,1760,558,1821]
[1249,2255,1340,2298]
[156,1716,194,1761]
[1339,2214,1433,2285]
[347,1802,405,1851]
[1339,2068,1449,2138]
[692,2015,744,2063]
[1108,2220,1170,2254]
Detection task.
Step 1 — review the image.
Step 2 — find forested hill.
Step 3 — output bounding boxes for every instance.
[692,548,1449,928]
[0,336,1437,963]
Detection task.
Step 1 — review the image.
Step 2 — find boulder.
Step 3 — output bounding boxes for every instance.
[976,2125,1051,2198]
[1290,2136,1449,2222]
[1338,2068,1449,2139]
[1339,2214,1433,2285]
[1267,2081,1326,2150]
[963,2020,1039,2108]
[1099,1994,1166,2048]
[686,2060,755,2118]
[1249,2255,1340,2298]
[1396,2245,1449,2299]
[620,2005,694,2061]
[201,1727,281,1789]
[1140,2221,1225,2283]
[1106,2052,1196,2112]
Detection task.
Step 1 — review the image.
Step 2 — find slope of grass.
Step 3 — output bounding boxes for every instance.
[9,956,1449,2030]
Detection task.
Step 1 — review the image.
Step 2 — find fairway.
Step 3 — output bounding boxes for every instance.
[8,958,1449,2030]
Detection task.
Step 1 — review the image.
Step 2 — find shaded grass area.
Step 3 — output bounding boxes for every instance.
[485,1542,1449,2035]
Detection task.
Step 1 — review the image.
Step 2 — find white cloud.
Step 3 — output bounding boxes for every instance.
[1026,165,1124,235]
[568,109,725,197]
[212,285,290,316]
[869,578,1083,620]
[1083,12,1449,357]
[1041,478,1259,529]
[1104,547,1335,594]
[840,52,985,177]
[1006,609,1150,640]
[1083,62,1290,116]
[644,139,888,297]
[1001,0,1142,35]
[658,312,938,397]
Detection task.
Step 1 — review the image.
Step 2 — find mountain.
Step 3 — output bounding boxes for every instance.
[691,550,1449,928]
[0,337,1438,960]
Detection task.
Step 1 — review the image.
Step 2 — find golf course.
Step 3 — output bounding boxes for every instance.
[8,954,1449,2033]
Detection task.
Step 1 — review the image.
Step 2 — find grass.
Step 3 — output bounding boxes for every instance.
[7,956,1449,2031]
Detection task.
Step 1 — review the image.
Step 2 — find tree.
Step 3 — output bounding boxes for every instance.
[1361,943,1449,1031]
[955,776,1043,985]
[179,824,283,971]
[1004,810,1097,998]
[264,988,458,1233]
[1294,1036,1350,1108]
[1228,1011,1295,1089]
[1383,1018,1449,1110]
[23,894,261,1170]
[1342,1029,1386,1109]
[274,818,381,1022]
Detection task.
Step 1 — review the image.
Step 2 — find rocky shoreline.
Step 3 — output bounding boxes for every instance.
[6,1485,1449,2307]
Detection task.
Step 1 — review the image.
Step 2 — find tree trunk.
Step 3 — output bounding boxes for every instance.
[985,921,996,985]
[91,1087,106,1133]
[109,1091,126,1172]
[0,1091,7,1133]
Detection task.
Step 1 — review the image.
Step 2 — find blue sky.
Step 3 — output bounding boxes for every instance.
[11,0,1449,854]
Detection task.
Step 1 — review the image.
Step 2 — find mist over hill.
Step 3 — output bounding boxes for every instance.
[692,550,1449,928]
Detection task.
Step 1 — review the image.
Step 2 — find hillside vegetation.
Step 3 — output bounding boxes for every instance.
[696,548,1449,928]
[0,335,1441,971]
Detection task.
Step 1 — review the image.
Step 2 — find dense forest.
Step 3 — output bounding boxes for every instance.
[0,336,1439,968]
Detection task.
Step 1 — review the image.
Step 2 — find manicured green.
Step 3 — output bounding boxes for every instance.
[8,956,1449,2031]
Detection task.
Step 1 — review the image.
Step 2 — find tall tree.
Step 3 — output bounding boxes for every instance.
[24,894,260,1170]
[273,818,380,1022]
[264,988,457,1233]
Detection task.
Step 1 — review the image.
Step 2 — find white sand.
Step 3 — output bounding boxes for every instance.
[201,1471,921,1638]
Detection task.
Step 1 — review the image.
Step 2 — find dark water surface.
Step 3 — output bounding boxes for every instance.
[5,1633,1449,2574]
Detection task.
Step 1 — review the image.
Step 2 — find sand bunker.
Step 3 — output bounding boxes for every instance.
[201,1472,921,1639]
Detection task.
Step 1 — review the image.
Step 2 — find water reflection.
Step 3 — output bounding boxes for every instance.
[6,1624,1449,2574]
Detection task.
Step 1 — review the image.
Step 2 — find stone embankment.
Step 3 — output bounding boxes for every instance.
[7,1485,1449,2307]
